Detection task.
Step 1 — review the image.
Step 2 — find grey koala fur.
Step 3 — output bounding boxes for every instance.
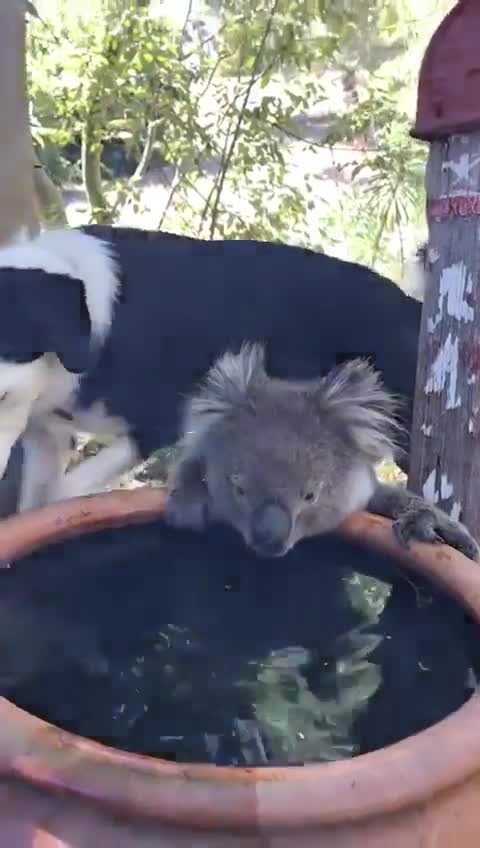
[164,344,479,562]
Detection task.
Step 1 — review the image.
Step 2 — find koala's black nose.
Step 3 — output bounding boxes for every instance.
[250,500,292,557]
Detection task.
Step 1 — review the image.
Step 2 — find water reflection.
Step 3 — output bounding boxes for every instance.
[1,523,476,766]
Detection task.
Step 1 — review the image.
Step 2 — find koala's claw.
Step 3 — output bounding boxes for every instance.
[393,506,480,563]
[164,486,210,532]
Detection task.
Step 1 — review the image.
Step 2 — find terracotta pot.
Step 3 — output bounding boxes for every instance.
[0,489,479,847]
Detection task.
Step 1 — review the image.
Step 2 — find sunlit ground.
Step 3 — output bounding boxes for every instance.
[377,460,406,485]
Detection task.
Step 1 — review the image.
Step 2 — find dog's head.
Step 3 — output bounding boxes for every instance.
[0,229,120,479]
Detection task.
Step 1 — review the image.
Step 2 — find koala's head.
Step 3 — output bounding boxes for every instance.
[181,344,401,558]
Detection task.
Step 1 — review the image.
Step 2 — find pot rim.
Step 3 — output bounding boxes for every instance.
[0,487,479,832]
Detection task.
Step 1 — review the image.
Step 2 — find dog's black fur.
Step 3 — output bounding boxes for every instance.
[77,225,421,470]
[0,268,92,371]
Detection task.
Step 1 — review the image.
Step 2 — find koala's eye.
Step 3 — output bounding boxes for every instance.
[303,487,320,505]
[303,481,324,504]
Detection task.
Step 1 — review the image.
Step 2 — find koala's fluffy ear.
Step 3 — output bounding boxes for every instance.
[0,269,92,374]
[310,358,402,464]
[183,342,267,437]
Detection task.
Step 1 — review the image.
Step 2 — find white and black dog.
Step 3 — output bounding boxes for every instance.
[0,225,423,512]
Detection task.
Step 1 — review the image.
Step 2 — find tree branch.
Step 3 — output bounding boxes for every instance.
[208,0,280,239]
[130,121,157,184]
[81,116,111,224]
[32,153,68,227]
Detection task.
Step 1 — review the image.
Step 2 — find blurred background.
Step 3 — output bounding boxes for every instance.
[29,0,453,291]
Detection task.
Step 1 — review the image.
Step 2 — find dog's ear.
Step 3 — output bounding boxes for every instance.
[0,269,93,373]
[22,271,93,373]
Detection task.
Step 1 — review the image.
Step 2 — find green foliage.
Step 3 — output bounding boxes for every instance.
[28,1,211,222]
[30,4,195,142]
[208,0,413,81]
[322,76,428,278]
[27,0,452,272]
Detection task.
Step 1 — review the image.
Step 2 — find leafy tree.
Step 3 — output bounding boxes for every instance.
[27,0,454,280]
[29,1,211,223]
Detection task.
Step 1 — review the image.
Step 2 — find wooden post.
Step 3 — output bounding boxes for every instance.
[409,134,480,536]
[0,0,40,512]
[0,0,39,245]
[409,1,480,537]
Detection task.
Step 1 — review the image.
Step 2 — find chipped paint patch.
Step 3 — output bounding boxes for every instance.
[441,153,480,187]
[450,501,462,521]
[423,469,439,504]
[428,247,440,264]
[468,408,480,435]
[440,474,454,500]
[428,262,474,332]
[425,333,461,409]
[468,374,477,385]
[421,423,432,436]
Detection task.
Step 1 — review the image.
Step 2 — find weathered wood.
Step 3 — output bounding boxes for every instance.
[0,1,40,515]
[409,132,480,537]
[0,1,39,245]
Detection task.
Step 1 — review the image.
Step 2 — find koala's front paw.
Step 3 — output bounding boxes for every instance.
[393,505,480,563]
[164,482,210,533]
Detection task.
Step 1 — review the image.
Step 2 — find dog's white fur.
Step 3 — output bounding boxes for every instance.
[0,228,131,510]
[401,242,427,302]
[0,229,120,340]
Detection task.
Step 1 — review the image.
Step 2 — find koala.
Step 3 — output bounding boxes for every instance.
[164,344,479,562]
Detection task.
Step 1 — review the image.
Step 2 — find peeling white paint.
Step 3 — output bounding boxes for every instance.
[428,247,440,265]
[428,262,474,332]
[469,417,475,433]
[450,501,462,521]
[468,374,477,385]
[440,474,454,500]
[424,333,461,409]
[423,469,439,504]
[441,153,480,186]
[466,268,473,294]
[421,423,432,436]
